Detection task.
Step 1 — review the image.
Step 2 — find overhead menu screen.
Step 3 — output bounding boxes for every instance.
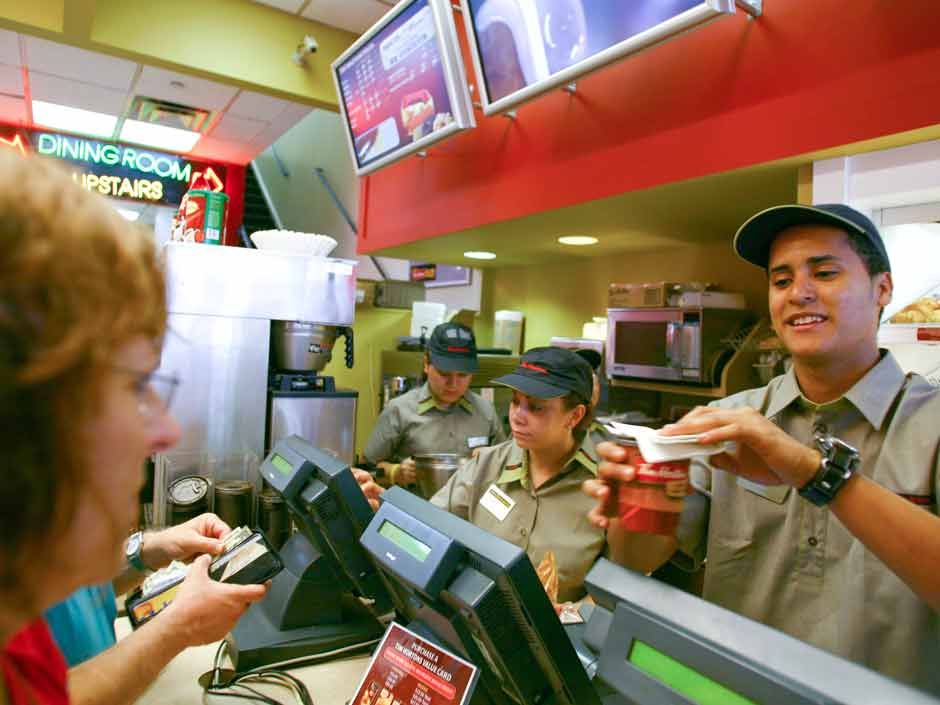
[467,0,706,106]
[378,520,432,563]
[629,640,758,705]
[336,0,457,171]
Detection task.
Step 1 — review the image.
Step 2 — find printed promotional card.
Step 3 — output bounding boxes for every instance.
[351,622,478,705]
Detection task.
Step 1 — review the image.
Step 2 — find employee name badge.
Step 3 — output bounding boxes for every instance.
[467,436,488,449]
[479,483,515,522]
[738,477,791,504]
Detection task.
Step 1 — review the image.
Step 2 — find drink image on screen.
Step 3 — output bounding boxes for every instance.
[400,89,435,140]
[474,0,587,94]
[538,0,587,73]
[466,0,719,113]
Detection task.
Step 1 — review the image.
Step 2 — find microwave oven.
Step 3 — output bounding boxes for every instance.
[606,308,754,385]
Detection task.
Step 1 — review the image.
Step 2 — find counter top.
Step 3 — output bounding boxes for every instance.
[116,618,373,705]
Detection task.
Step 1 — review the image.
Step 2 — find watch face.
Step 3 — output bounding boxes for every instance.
[126,532,141,556]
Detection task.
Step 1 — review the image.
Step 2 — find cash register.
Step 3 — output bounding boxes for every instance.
[227,435,394,671]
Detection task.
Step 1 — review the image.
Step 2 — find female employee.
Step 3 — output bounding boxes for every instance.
[430,347,604,603]
[361,322,505,487]
[0,154,265,705]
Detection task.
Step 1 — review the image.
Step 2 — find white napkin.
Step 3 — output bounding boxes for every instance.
[603,422,730,463]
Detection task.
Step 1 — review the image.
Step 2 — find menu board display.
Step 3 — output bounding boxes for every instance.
[333,0,475,175]
[462,0,737,114]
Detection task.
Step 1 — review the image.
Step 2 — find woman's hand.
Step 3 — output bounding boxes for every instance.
[141,513,231,570]
[160,555,267,648]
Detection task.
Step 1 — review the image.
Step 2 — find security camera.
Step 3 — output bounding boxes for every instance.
[292,35,319,65]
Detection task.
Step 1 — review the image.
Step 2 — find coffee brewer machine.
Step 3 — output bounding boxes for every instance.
[267,321,357,463]
[153,243,358,527]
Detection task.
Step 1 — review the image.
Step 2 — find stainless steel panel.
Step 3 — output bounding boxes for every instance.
[268,395,357,465]
[164,242,357,325]
[153,313,270,525]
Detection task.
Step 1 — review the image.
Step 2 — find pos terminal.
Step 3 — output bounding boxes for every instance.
[226,435,394,671]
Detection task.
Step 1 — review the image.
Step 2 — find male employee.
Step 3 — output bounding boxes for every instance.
[585,204,940,693]
[361,322,505,487]
[45,513,266,705]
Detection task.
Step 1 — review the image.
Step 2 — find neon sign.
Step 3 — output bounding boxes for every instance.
[36,132,193,182]
[72,172,165,201]
[1,128,228,206]
[0,133,28,156]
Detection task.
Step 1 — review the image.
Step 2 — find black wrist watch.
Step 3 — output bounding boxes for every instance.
[125,531,148,572]
[798,434,860,506]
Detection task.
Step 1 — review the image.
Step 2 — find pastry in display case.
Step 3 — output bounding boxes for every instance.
[889,294,940,323]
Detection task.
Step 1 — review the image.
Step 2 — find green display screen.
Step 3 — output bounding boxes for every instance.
[379,520,431,562]
[270,453,294,477]
[629,640,758,705]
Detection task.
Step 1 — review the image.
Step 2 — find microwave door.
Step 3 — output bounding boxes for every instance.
[610,318,682,381]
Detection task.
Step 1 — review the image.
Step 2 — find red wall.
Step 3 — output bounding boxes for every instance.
[222,163,246,246]
[358,0,940,253]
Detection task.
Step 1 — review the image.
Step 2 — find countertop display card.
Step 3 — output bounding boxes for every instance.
[351,622,478,705]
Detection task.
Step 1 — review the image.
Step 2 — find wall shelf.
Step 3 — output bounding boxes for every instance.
[381,351,521,389]
[608,322,768,400]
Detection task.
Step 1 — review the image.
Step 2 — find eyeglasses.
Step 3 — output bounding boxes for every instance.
[111,366,181,420]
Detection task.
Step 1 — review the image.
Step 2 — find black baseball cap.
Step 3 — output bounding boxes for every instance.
[574,348,602,372]
[426,322,478,373]
[493,347,593,403]
[733,203,891,271]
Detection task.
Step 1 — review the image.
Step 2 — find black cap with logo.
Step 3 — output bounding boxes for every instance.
[733,203,891,271]
[493,347,593,403]
[426,322,479,373]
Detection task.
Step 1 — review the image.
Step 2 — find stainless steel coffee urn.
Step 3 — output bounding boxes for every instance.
[152,243,358,527]
[266,319,358,465]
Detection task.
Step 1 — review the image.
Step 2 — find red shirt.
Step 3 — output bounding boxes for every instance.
[1,619,69,705]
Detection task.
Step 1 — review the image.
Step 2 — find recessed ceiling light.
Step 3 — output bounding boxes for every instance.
[119,119,201,153]
[558,235,598,246]
[115,207,140,221]
[464,251,496,260]
[31,100,117,139]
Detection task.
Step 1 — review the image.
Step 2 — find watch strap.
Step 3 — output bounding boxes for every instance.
[799,438,859,506]
[127,531,148,572]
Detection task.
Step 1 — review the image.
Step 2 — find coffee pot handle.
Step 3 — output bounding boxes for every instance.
[342,327,354,368]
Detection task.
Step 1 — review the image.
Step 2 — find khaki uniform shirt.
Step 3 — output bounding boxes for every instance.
[431,437,605,602]
[683,351,940,692]
[363,383,506,463]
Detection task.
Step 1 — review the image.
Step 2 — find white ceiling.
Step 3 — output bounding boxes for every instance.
[253,0,395,34]
[0,26,313,165]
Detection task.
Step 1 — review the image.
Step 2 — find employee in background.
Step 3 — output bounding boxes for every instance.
[0,154,267,705]
[360,322,505,487]
[431,347,605,603]
[584,203,940,693]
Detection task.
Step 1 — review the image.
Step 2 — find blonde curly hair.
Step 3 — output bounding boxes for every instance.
[0,152,167,597]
